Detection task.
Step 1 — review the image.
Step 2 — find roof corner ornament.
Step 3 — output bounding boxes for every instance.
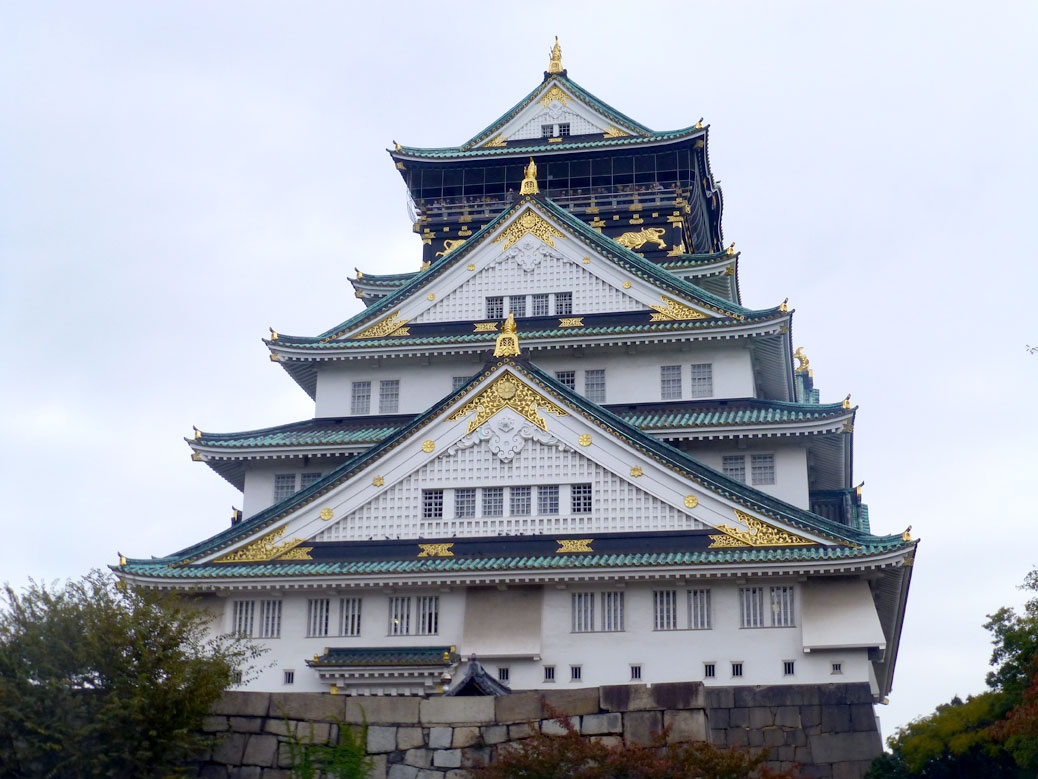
[548,36,563,74]
[269,326,278,341]
[779,297,789,313]
[695,117,704,130]
[118,552,126,566]
[520,158,539,195]
[192,425,201,440]
[494,312,521,357]
[394,140,402,151]
[793,347,810,374]
[902,525,913,542]
[842,394,852,410]
[725,242,737,257]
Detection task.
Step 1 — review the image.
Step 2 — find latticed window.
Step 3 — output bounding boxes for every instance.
[455,488,476,518]
[558,123,571,137]
[690,363,713,398]
[740,587,765,628]
[771,586,795,627]
[417,596,439,635]
[509,295,526,318]
[751,454,776,485]
[389,596,411,635]
[452,376,470,391]
[511,487,531,515]
[422,489,443,519]
[340,597,362,636]
[532,294,549,316]
[571,483,592,514]
[486,296,504,319]
[572,592,595,632]
[379,380,400,413]
[541,124,553,138]
[689,589,711,630]
[585,369,606,403]
[232,600,254,637]
[483,487,504,517]
[653,590,678,631]
[273,474,296,502]
[307,598,331,637]
[661,365,682,400]
[602,591,625,631]
[351,381,371,415]
[538,485,559,514]
[722,455,746,483]
[258,600,281,638]
[300,472,321,490]
[555,292,573,316]
[555,370,576,390]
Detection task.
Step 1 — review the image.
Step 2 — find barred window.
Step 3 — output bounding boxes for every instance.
[452,376,471,391]
[283,670,295,685]
[483,487,504,517]
[273,474,296,502]
[422,489,443,519]
[784,660,796,676]
[538,485,559,515]
[722,455,746,483]
[532,293,549,316]
[731,662,743,678]
[740,587,765,628]
[572,592,595,632]
[306,598,331,637]
[751,454,776,485]
[555,370,576,390]
[486,296,504,319]
[584,369,606,403]
[703,662,716,679]
[558,123,571,137]
[389,596,411,635]
[544,665,556,682]
[602,591,625,631]
[379,379,400,414]
[630,664,641,680]
[690,363,713,398]
[509,295,526,318]
[511,486,531,515]
[258,600,281,639]
[498,667,510,682]
[351,381,371,415]
[555,292,573,316]
[653,590,678,631]
[417,596,439,635]
[300,472,322,490]
[541,124,553,138]
[771,586,795,627]
[340,597,362,636]
[571,483,592,514]
[232,600,254,637]
[456,488,476,518]
[688,589,711,630]
[570,665,582,681]
[661,365,682,400]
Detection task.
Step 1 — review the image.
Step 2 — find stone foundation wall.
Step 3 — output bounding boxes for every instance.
[188,683,881,779]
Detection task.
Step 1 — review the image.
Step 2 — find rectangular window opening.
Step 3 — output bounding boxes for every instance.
[653,590,678,631]
[661,365,683,400]
[630,664,642,681]
[571,483,592,514]
[417,595,439,635]
[351,381,371,415]
[422,489,444,519]
[771,586,795,627]
[307,598,331,638]
[731,662,743,678]
[389,596,411,636]
[497,667,510,682]
[273,474,296,503]
[690,363,713,398]
[544,665,556,682]
[783,660,796,676]
[555,370,576,390]
[379,379,400,414]
[486,296,504,319]
[483,487,504,517]
[688,589,711,630]
[511,486,531,516]
[703,662,716,679]
[740,587,765,628]
[538,485,560,515]
[602,591,625,632]
[508,295,526,318]
[571,592,595,633]
[340,597,362,636]
[584,369,606,403]
[570,665,582,682]
[455,488,476,518]
[831,662,843,675]
[532,293,550,317]
[751,454,776,486]
[283,670,295,685]
[555,292,573,316]
[722,455,746,483]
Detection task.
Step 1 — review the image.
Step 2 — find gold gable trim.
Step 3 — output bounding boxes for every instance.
[214,527,312,563]
[603,125,628,138]
[540,84,569,107]
[447,371,567,434]
[708,510,815,548]
[349,311,411,340]
[494,208,564,251]
[649,296,709,321]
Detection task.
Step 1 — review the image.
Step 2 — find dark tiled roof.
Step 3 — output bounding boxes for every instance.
[308,646,456,668]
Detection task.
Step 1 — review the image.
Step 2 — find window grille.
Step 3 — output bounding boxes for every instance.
[422,489,443,519]
[273,474,296,502]
[731,662,743,678]
[570,665,582,681]
[258,600,281,638]
[630,664,641,680]
[389,596,411,635]
[483,487,504,517]
[351,381,371,415]
[703,663,716,679]
[307,598,331,637]
[689,589,711,630]
[379,379,400,414]
[831,662,843,675]
[300,472,322,490]
[584,369,606,403]
[486,296,504,319]
[538,485,560,515]
[558,123,571,137]
[653,590,678,630]
[555,370,576,390]
[544,665,556,682]
[232,600,254,637]
[511,486,531,515]
[722,455,746,483]
[661,365,682,400]
[498,667,510,682]
[571,483,592,514]
[783,660,796,676]
[283,670,295,685]
[751,454,776,485]
[417,596,439,635]
[602,591,625,631]
[541,124,554,138]
[572,592,595,632]
[455,488,476,518]
[690,363,713,398]
[555,292,573,316]
[770,586,795,627]
[232,670,243,685]
[340,597,362,636]
[740,587,765,628]
[508,295,526,318]
[452,376,471,391]
[532,293,549,316]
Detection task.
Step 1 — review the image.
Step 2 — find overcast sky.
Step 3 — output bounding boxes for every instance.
[2,0,1036,739]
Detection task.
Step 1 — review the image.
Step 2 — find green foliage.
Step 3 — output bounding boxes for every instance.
[0,570,263,778]
[283,714,373,779]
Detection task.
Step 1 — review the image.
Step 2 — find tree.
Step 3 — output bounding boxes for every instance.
[0,570,263,778]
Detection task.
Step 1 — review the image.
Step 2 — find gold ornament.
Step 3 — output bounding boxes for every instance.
[622,281,632,289]
[547,36,563,74]
[520,158,539,195]
[474,322,499,332]
[494,208,563,251]
[421,440,436,453]
[578,434,592,446]
[372,475,384,487]
[448,371,568,433]
[320,508,334,521]
[418,543,454,558]
[630,466,643,477]
[684,495,698,508]
[614,227,667,251]
[214,527,311,563]
[558,317,583,327]
[493,312,521,357]
[435,239,466,258]
[540,85,568,107]
[556,538,593,554]
[351,311,411,340]
[649,296,709,322]
[793,347,810,373]
[707,510,814,548]
[603,125,628,138]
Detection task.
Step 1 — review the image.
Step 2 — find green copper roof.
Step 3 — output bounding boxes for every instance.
[309,646,456,667]
[619,401,848,430]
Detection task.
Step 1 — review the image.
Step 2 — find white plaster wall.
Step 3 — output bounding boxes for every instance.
[688,442,810,509]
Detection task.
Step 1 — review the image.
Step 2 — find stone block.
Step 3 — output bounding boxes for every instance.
[819,683,873,705]
[242,735,279,767]
[749,707,774,729]
[652,681,705,710]
[199,766,229,779]
[508,722,537,740]
[776,745,795,761]
[277,742,293,768]
[582,712,623,735]
[792,728,807,746]
[213,691,272,718]
[388,765,419,779]
[482,724,509,744]
[732,687,760,708]
[495,691,542,723]
[230,767,262,779]
[397,726,425,750]
[727,727,748,747]
[800,765,833,779]
[348,697,422,724]
[421,696,495,725]
[269,693,345,723]
[600,684,655,712]
[590,735,623,749]
[729,708,749,727]
[263,718,300,737]
[446,772,469,779]
[309,722,333,744]
[624,710,663,746]
[752,685,818,708]
[429,727,453,749]
[821,705,852,733]
[663,710,707,743]
[404,748,432,768]
[368,755,389,779]
[261,770,293,779]
[368,726,399,754]
[417,771,444,779]
[809,731,883,763]
[460,745,491,768]
[708,708,729,729]
[212,732,248,765]
[763,727,785,747]
[794,745,813,763]
[775,706,800,728]
[801,705,822,728]
[541,716,579,736]
[203,716,230,732]
[542,688,601,716]
[229,716,263,734]
[705,687,735,709]
[710,728,727,746]
[748,728,764,747]
[452,726,481,748]
[850,703,877,732]
[433,749,462,768]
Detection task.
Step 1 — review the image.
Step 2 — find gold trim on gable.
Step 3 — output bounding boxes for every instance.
[540,84,570,107]
[493,209,564,251]
[649,296,710,322]
[349,312,412,340]
[447,372,568,434]
[214,527,312,563]
[708,510,815,548]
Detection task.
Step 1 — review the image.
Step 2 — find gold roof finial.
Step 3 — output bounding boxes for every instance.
[520,158,539,195]
[725,242,736,257]
[902,525,913,542]
[695,117,704,130]
[842,394,852,409]
[548,36,563,74]
[394,140,401,151]
[118,552,126,566]
[269,327,278,341]
[780,297,789,312]
[494,312,521,357]
[793,347,810,374]
[193,426,201,440]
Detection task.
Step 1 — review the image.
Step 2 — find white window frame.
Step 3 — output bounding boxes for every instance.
[508,295,526,318]
[422,489,444,519]
[532,293,549,317]
[602,591,625,632]
[511,486,531,516]
[770,585,795,627]
[258,600,282,639]
[543,665,556,682]
[722,455,746,483]
[538,485,559,515]
[571,483,592,514]
[571,592,595,633]
[417,595,439,635]
[486,296,504,319]
[690,363,713,398]
[340,597,362,637]
[555,370,576,390]
[570,665,582,682]
[483,487,504,517]
[351,381,371,415]
[584,369,606,403]
[232,600,254,637]
[740,587,765,628]
[751,454,776,486]
[661,365,683,400]
[688,588,711,630]
[389,596,411,636]
[273,473,296,502]
[306,598,331,638]
[555,291,573,316]
[653,590,678,631]
[379,379,400,414]
[455,488,476,518]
